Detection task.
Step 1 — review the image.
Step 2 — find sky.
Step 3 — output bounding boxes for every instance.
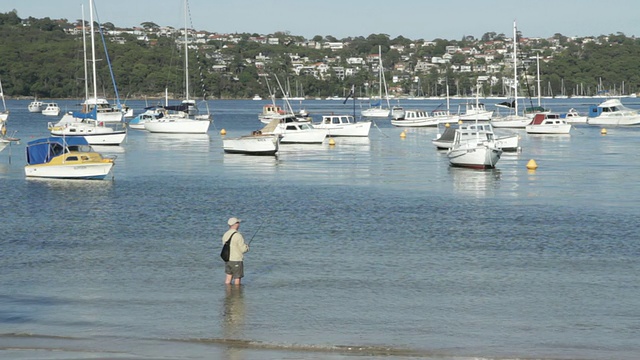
[2,0,639,41]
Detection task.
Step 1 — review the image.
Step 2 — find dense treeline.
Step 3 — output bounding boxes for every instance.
[1,11,640,99]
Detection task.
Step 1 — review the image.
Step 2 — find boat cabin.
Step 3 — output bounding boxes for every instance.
[404,110,430,119]
[320,115,355,125]
[530,113,564,125]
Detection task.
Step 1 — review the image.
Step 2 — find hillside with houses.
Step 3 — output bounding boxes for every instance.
[2,10,640,99]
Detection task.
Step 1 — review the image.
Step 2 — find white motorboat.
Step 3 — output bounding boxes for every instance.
[223,132,280,155]
[260,118,327,144]
[252,94,262,100]
[391,109,439,127]
[458,102,493,121]
[24,136,115,180]
[42,103,61,116]
[433,121,519,152]
[433,109,460,125]
[526,113,572,134]
[391,106,405,120]
[313,115,371,137]
[560,108,587,124]
[586,98,640,126]
[127,107,164,130]
[447,125,503,169]
[258,104,294,123]
[28,98,44,113]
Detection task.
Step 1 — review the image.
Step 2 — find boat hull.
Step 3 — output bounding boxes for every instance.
[24,162,114,179]
[0,139,9,152]
[525,124,572,134]
[491,116,531,128]
[315,122,371,137]
[448,146,502,169]
[391,118,439,127]
[144,118,210,134]
[279,131,326,144]
[587,115,640,126]
[50,130,127,146]
[223,135,279,155]
[494,134,520,152]
[361,108,390,118]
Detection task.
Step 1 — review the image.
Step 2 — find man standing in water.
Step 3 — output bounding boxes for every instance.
[222,217,249,285]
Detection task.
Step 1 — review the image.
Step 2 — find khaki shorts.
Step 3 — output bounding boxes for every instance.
[225,261,244,278]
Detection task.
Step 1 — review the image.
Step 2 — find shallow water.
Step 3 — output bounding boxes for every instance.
[1,98,639,359]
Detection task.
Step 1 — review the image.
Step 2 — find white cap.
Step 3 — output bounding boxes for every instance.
[227,217,241,226]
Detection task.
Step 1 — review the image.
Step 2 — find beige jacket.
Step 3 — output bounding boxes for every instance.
[222,229,249,261]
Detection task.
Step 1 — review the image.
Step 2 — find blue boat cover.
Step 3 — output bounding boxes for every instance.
[26,137,90,165]
[72,107,98,120]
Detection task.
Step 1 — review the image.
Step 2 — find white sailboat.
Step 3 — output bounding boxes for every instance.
[491,21,532,129]
[49,1,126,146]
[362,45,390,118]
[0,78,8,122]
[144,0,211,134]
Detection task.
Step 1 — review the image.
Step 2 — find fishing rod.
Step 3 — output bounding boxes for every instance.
[247,219,265,245]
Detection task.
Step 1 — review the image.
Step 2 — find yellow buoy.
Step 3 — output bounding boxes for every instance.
[400,131,406,138]
[445,123,450,128]
[220,129,226,135]
[600,128,607,135]
[328,138,335,146]
[526,159,538,170]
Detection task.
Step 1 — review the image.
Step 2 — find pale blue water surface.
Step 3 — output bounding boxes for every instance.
[1,98,639,360]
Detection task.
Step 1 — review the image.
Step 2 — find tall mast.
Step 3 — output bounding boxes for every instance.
[513,20,518,116]
[536,52,541,106]
[184,0,189,101]
[378,45,382,101]
[89,0,97,102]
[81,5,89,102]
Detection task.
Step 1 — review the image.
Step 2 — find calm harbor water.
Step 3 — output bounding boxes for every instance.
[1,98,639,359]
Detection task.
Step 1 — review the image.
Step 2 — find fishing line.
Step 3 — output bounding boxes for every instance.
[247,219,265,245]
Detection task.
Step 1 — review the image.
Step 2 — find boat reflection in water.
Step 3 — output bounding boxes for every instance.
[144,133,211,151]
[222,151,280,175]
[449,167,502,197]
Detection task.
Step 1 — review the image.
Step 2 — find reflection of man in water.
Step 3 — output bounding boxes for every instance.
[221,285,246,359]
[223,285,245,339]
